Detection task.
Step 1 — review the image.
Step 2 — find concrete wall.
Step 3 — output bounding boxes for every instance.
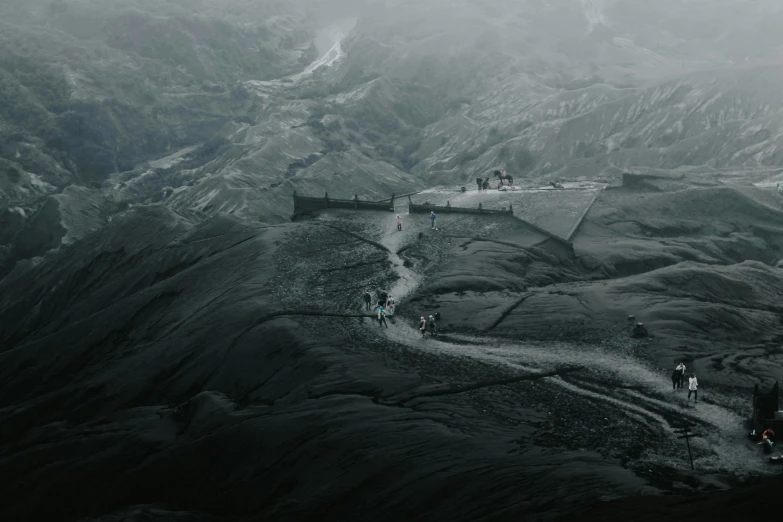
[291,193,393,220]
[408,203,512,216]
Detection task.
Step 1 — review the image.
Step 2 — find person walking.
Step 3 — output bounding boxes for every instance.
[378,305,388,328]
[428,314,437,336]
[419,316,428,338]
[396,214,402,231]
[482,178,489,191]
[476,176,483,191]
[364,290,372,311]
[430,211,437,230]
[688,373,698,403]
[671,368,679,391]
[386,295,395,315]
[676,362,686,389]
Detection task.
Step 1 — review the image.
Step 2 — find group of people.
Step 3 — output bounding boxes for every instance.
[364,290,396,328]
[362,290,440,336]
[419,313,439,337]
[671,362,698,402]
[475,176,490,191]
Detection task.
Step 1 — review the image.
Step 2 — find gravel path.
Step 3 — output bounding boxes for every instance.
[360,198,774,479]
[383,325,768,476]
[299,199,776,481]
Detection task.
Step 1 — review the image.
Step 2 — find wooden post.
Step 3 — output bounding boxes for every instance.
[754,383,759,414]
[509,204,513,215]
[354,193,359,209]
[684,435,694,470]
[478,202,483,212]
[675,425,699,470]
[325,192,329,209]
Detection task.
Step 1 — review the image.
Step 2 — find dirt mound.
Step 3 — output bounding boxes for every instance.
[609,186,783,228]
[575,185,783,273]
[485,261,783,378]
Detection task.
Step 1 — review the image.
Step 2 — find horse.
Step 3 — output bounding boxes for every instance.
[493,170,513,185]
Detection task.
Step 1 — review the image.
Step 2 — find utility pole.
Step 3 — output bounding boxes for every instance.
[674,424,700,470]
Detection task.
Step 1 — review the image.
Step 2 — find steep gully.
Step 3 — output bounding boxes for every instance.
[289,31,346,83]
[246,19,352,92]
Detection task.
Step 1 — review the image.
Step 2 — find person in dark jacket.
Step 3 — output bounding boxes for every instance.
[363,290,372,311]
[482,179,489,191]
[377,290,388,309]
[428,314,437,336]
[675,362,686,389]
[476,176,483,191]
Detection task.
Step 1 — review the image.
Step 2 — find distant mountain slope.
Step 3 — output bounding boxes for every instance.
[6,0,783,279]
[0,0,326,278]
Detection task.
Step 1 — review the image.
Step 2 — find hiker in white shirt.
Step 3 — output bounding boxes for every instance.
[688,373,698,403]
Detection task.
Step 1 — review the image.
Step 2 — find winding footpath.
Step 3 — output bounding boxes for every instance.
[376,215,770,478]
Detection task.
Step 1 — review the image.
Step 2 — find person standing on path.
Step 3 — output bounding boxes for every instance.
[688,373,698,403]
[428,314,437,336]
[476,176,483,191]
[364,290,372,311]
[396,214,402,231]
[378,305,388,328]
[430,211,437,230]
[482,178,489,191]
[676,362,686,389]
[419,316,427,338]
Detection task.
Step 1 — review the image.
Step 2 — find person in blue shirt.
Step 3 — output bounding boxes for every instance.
[430,211,436,229]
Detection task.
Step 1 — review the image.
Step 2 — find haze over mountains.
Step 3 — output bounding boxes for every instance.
[4,1,783,520]
[4,0,783,276]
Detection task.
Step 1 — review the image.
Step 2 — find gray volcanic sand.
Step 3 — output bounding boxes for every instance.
[296,192,778,484]
[1,177,782,520]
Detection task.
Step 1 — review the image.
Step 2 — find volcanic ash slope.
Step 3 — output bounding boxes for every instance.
[0,207,652,522]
